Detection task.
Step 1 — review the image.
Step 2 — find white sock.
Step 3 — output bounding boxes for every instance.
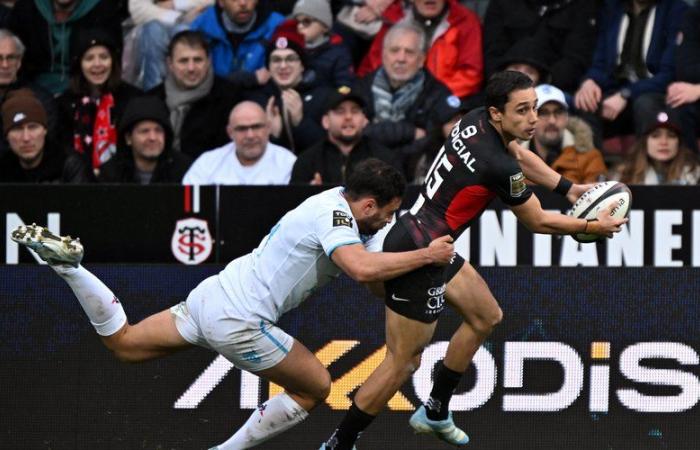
[216,393,309,449]
[52,264,127,336]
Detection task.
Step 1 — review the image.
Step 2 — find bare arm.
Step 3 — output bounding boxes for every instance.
[512,141,560,189]
[331,235,454,283]
[511,195,627,236]
[510,141,592,204]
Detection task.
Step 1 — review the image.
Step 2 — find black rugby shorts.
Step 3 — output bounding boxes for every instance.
[383,216,465,323]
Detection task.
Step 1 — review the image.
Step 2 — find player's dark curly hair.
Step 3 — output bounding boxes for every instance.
[485,70,534,112]
[345,159,406,207]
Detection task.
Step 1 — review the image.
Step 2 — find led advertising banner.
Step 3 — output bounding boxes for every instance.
[2,185,700,266]
[1,266,697,450]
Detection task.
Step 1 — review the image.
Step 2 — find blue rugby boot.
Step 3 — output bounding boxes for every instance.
[409,405,469,446]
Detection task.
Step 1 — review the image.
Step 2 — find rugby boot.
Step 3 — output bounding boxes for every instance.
[11,223,84,267]
[409,405,470,446]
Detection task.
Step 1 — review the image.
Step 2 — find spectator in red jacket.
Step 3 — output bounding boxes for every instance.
[357,0,482,100]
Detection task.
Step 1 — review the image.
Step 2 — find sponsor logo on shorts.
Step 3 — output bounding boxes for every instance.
[426,284,446,315]
[332,210,353,228]
[391,293,412,302]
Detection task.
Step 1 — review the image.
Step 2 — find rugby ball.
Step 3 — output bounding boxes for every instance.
[567,181,632,243]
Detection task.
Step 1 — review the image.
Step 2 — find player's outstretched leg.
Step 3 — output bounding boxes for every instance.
[321,308,436,450]
[410,262,502,446]
[11,224,127,336]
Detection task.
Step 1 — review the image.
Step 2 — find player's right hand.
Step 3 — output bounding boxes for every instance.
[427,235,455,266]
[594,203,629,238]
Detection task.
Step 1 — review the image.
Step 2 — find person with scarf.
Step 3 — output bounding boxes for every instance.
[354,22,461,181]
[147,30,241,160]
[7,0,122,95]
[56,29,141,179]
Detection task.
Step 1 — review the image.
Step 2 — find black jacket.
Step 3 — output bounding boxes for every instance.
[305,36,356,89]
[98,96,192,184]
[483,0,598,92]
[245,79,332,154]
[97,151,191,184]
[0,142,91,183]
[290,136,402,184]
[675,4,700,83]
[354,69,458,175]
[147,76,241,159]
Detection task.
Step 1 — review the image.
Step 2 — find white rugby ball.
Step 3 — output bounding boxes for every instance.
[567,181,632,243]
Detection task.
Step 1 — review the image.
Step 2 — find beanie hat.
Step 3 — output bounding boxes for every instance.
[117,96,173,151]
[71,28,119,74]
[643,109,683,135]
[2,88,48,135]
[267,21,308,69]
[292,0,333,29]
[118,96,172,136]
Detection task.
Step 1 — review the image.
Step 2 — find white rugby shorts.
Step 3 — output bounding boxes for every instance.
[170,275,294,372]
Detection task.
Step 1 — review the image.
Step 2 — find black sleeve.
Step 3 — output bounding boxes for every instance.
[676,6,700,83]
[549,0,599,92]
[227,70,261,89]
[363,121,416,148]
[482,0,511,78]
[62,154,94,184]
[487,157,532,206]
[290,148,317,184]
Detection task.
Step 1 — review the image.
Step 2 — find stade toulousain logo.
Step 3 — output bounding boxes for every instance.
[171,218,213,265]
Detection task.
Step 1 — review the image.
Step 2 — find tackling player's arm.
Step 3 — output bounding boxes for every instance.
[330,235,454,283]
[510,194,627,237]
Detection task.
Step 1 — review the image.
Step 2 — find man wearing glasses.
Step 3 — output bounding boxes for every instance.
[529,84,607,184]
[245,32,334,154]
[182,100,296,185]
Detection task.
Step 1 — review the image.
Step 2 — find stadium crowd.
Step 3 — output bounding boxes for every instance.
[0,0,699,185]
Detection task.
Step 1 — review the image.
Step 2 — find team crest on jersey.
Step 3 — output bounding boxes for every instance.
[333,210,353,228]
[171,217,213,265]
[510,172,527,197]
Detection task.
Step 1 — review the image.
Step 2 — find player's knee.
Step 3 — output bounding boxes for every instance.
[409,353,423,373]
[470,304,503,336]
[488,305,504,329]
[314,370,332,402]
[101,333,147,363]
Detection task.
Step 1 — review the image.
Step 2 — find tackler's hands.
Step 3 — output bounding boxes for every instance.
[587,203,629,238]
[426,235,455,266]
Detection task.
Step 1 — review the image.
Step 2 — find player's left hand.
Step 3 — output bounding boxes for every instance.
[567,183,595,204]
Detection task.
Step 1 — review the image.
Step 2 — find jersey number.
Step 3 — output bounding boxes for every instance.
[425,146,454,199]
